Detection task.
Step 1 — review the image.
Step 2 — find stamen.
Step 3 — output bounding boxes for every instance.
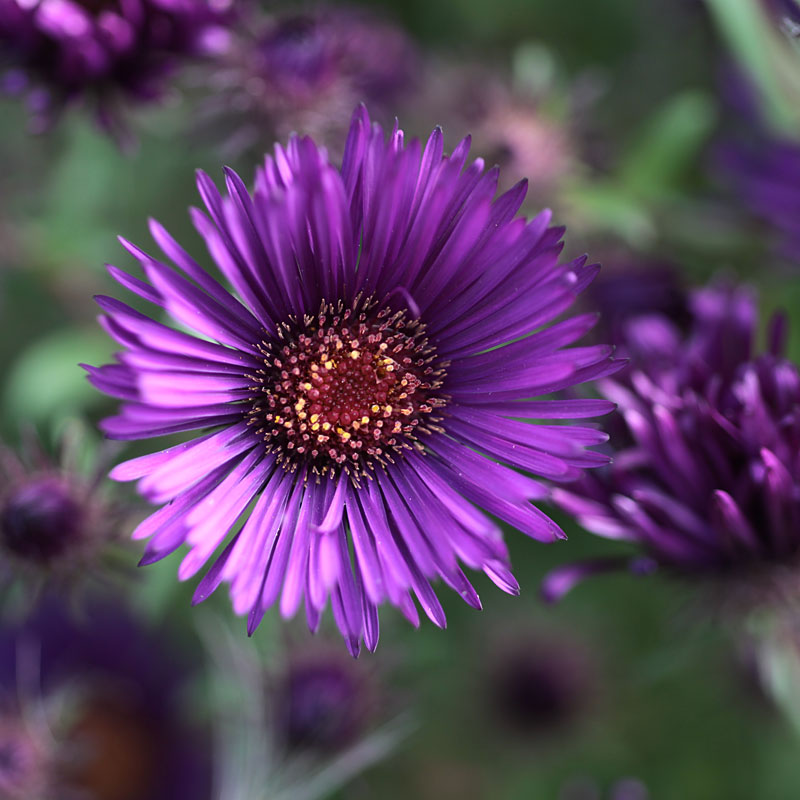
[248,297,447,479]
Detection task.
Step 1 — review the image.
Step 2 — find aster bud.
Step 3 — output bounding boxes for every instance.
[1,477,84,564]
[0,432,129,607]
[276,653,370,752]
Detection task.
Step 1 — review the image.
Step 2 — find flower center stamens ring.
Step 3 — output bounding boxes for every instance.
[248,298,447,478]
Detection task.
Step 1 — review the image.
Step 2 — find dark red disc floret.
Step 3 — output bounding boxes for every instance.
[248,298,447,478]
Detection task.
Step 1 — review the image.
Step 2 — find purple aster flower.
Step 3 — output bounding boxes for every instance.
[0,596,211,799]
[198,7,416,158]
[0,0,233,141]
[86,105,619,655]
[0,429,129,606]
[545,283,800,606]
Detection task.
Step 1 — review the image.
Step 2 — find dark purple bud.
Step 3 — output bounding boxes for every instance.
[257,15,333,93]
[1,477,83,564]
[487,634,593,736]
[277,657,367,752]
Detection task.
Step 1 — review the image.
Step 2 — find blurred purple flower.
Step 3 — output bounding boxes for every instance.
[274,647,373,753]
[584,261,689,348]
[559,777,650,800]
[718,133,800,262]
[716,70,800,263]
[0,431,128,605]
[475,100,576,200]
[545,283,800,606]
[85,105,619,655]
[199,7,416,157]
[411,57,587,206]
[0,0,233,141]
[486,631,594,737]
[2,477,84,564]
[0,597,210,799]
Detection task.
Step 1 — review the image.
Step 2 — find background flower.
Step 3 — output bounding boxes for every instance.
[274,646,375,753]
[484,628,595,738]
[547,283,800,608]
[196,6,416,158]
[0,595,211,799]
[0,0,233,142]
[716,71,800,263]
[0,426,131,609]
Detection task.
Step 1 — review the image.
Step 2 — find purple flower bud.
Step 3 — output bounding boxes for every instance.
[487,633,593,736]
[1,477,84,563]
[0,433,129,606]
[276,653,369,752]
[198,8,417,157]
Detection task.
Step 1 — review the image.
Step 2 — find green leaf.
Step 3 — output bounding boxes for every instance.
[618,91,715,201]
[3,327,113,427]
[512,42,558,97]
[562,182,656,247]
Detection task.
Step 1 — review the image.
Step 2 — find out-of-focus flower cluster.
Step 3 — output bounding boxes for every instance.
[0,0,233,142]
[0,596,210,799]
[199,6,418,158]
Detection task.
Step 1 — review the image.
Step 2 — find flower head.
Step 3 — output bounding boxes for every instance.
[0,597,211,799]
[203,625,407,799]
[1,476,84,563]
[0,0,232,140]
[546,283,800,605]
[87,105,618,655]
[274,647,373,752]
[410,57,581,207]
[486,630,593,737]
[474,100,576,202]
[0,430,128,605]
[199,7,416,157]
